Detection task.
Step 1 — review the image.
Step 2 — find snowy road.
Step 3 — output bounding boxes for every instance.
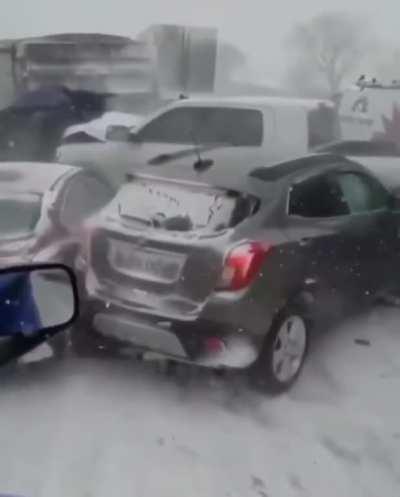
[0,307,399,497]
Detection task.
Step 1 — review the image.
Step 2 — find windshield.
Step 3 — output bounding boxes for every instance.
[0,193,41,239]
[1,3,400,497]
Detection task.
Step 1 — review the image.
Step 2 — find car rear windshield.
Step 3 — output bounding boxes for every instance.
[138,107,263,146]
[116,178,259,233]
[0,193,42,239]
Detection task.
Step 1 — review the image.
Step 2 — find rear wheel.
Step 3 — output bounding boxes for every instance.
[251,309,309,394]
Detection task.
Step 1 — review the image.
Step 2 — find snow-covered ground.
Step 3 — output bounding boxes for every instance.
[0,306,399,497]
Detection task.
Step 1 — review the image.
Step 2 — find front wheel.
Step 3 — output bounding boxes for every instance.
[250,310,309,394]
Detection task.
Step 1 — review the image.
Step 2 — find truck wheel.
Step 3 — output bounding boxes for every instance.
[250,308,309,394]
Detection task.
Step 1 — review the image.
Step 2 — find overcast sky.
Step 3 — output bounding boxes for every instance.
[2,0,400,83]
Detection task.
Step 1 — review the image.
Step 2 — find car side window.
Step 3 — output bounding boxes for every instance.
[334,172,389,214]
[137,108,196,143]
[137,106,263,146]
[289,174,350,218]
[197,108,263,146]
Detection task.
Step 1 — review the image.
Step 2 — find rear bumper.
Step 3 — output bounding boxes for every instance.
[84,266,278,335]
[93,309,258,368]
[81,264,282,368]
[94,312,187,358]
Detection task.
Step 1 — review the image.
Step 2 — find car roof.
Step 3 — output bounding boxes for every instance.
[0,162,79,193]
[315,140,400,157]
[249,154,350,182]
[168,96,334,111]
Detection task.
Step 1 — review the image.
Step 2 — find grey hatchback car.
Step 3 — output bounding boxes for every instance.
[73,152,400,392]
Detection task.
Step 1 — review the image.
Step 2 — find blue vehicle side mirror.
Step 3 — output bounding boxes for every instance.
[0,263,79,366]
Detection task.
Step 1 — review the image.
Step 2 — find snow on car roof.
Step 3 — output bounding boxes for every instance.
[63,111,143,142]
[0,162,78,193]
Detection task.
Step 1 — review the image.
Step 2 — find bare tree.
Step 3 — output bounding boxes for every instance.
[286,12,369,95]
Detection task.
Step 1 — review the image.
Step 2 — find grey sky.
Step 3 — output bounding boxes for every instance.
[2,0,400,83]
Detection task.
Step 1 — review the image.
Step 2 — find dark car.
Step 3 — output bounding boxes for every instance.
[73,152,400,392]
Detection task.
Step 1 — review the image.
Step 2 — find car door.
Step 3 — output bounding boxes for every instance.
[332,169,394,299]
[286,171,360,320]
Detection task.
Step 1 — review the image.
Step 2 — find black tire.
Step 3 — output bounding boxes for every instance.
[250,308,309,394]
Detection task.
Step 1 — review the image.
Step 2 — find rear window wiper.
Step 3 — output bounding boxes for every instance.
[148,142,233,166]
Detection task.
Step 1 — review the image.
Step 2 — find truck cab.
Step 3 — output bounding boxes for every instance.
[339,79,400,146]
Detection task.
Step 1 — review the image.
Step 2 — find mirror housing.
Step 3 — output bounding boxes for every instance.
[0,263,79,365]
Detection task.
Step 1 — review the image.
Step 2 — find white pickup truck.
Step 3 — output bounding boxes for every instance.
[57,96,325,189]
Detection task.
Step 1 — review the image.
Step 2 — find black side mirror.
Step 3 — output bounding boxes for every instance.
[0,263,79,366]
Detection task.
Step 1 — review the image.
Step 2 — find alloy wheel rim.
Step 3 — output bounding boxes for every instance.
[272,316,307,383]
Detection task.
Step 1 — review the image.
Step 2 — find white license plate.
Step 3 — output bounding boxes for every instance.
[108,239,185,282]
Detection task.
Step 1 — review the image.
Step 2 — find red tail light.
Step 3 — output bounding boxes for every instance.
[216,241,272,291]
